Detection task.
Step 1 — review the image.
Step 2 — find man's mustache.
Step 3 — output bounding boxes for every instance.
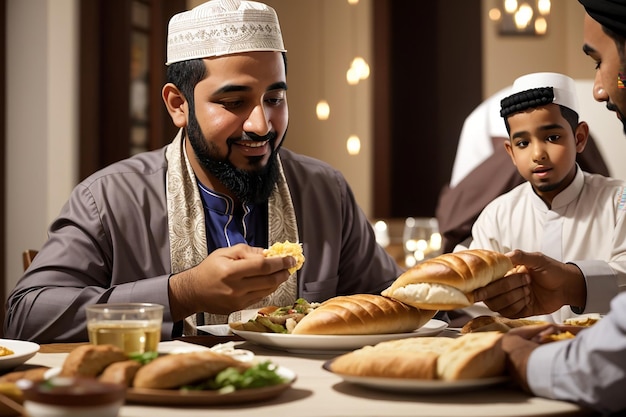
[227,131,277,145]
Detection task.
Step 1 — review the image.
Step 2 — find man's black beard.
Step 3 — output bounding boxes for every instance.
[186,110,282,205]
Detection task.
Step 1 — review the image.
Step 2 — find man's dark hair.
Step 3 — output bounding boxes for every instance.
[165,52,288,108]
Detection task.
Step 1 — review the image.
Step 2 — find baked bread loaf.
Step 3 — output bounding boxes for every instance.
[330,331,505,381]
[264,241,305,274]
[98,359,143,386]
[59,344,127,377]
[381,249,513,310]
[461,315,550,334]
[133,350,248,389]
[291,294,435,335]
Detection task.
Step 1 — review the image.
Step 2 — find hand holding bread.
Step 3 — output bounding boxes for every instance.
[382,249,513,310]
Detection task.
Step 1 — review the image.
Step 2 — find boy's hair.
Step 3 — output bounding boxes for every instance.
[500,86,579,134]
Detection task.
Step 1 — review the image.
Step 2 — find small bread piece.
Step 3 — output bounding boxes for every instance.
[264,241,305,274]
[133,350,248,389]
[60,344,127,377]
[98,360,143,386]
[330,337,454,379]
[461,315,550,334]
[382,249,512,310]
[437,332,505,380]
[291,294,435,335]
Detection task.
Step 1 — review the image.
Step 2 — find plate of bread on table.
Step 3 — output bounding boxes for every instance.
[318,249,601,393]
[0,343,296,408]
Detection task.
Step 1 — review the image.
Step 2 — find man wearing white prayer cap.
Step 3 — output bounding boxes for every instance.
[5,0,422,341]
[465,70,626,325]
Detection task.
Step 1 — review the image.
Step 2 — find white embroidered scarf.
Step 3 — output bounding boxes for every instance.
[165,130,299,336]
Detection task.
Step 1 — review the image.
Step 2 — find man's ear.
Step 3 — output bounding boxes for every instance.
[574,121,589,153]
[162,83,188,128]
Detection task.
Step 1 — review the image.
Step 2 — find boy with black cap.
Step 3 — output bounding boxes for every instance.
[474,1,626,413]
[467,72,626,324]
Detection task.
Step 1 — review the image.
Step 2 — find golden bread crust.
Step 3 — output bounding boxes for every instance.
[291,294,435,335]
[59,344,127,377]
[133,350,247,389]
[382,249,512,309]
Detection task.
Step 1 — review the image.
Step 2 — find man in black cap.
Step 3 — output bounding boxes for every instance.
[472,0,626,414]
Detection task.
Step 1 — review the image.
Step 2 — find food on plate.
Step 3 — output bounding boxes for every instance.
[563,316,601,327]
[229,298,321,333]
[264,240,305,274]
[330,331,505,381]
[0,367,49,384]
[98,359,143,386]
[133,350,247,389]
[381,249,513,310]
[291,294,435,335]
[461,315,550,334]
[0,346,14,356]
[59,344,128,377]
[229,294,435,335]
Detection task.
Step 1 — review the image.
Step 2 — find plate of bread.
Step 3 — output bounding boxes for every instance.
[3,343,296,407]
[229,294,445,354]
[324,331,509,393]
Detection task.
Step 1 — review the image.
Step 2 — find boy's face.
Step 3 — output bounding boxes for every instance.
[583,13,626,135]
[504,104,587,205]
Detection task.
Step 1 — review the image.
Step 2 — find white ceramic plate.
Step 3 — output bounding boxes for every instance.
[231,319,448,354]
[323,360,509,394]
[0,339,40,371]
[125,366,296,405]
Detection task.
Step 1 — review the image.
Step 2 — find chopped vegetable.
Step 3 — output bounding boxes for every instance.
[181,361,285,393]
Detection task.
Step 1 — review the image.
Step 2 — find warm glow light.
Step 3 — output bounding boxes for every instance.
[534,17,547,34]
[316,100,330,120]
[504,0,518,14]
[537,0,551,15]
[347,0,359,4]
[351,56,370,80]
[346,135,361,155]
[489,8,502,21]
[346,67,360,85]
[514,4,533,29]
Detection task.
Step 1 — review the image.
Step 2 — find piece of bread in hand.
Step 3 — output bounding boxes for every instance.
[60,344,128,377]
[291,294,435,335]
[330,331,505,381]
[133,350,248,389]
[381,249,513,310]
[264,241,305,274]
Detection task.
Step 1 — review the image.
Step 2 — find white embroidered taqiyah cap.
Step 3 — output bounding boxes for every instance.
[500,72,579,118]
[166,0,286,65]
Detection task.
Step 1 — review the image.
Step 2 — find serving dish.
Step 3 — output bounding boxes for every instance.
[231,319,448,354]
[322,360,508,394]
[0,339,40,371]
[125,366,296,405]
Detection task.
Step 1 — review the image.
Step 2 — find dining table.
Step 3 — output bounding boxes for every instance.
[9,328,599,417]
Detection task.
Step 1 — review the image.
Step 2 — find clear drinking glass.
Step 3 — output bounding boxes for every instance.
[86,303,163,355]
[403,217,442,268]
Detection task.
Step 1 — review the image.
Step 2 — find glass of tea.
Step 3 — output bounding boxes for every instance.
[85,303,163,355]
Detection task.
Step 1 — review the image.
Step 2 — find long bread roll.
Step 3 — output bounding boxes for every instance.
[133,350,247,389]
[330,331,505,381]
[381,249,512,310]
[291,294,435,335]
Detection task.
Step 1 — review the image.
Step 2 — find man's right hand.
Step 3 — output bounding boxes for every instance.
[473,249,587,318]
[168,243,296,321]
